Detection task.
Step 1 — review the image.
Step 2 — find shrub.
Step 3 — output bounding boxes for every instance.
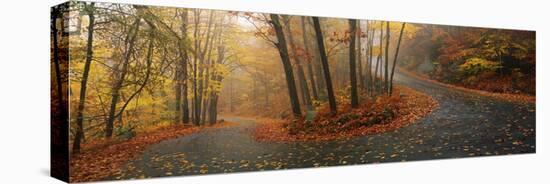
[459,57,501,76]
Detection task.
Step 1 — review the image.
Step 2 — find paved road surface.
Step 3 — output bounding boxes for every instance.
[108,72,535,180]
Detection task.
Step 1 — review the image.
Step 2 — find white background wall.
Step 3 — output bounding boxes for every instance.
[0,0,547,183]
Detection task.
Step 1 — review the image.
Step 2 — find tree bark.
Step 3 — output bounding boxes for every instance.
[175,68,182,123]
[72,3,94,154]
[312,17,337,115]
[270,14,302,118]
[284,16,313,110]
[366,21,374,96]
[192,11,200,125]
[374,21,384,95]
[200,16,217,125]
[105,18,140,138]
[312,32,326,98]
[208,16,226,124]
[208,44,225,124]
[356,20,364,90]
[348,19,359,108]
[384,21,390,94]
[389,23,406,95]
[197,11,215,125]
[301,17,319,101]
[180,10,190,124]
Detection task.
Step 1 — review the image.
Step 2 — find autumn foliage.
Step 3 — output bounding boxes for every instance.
[253,87,438,142]
[399,25,535,95]
[50,1,535,182]
[398,68,535,104]
[69,122,236,182]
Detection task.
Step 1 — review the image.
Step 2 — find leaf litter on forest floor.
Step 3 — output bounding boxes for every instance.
[70,121,237,182]
[252,86,439,142]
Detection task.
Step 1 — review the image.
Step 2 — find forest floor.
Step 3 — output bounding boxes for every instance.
[252,86,438,142]
[100,71,535,182]
[69,121,237,182]
[397,67,535,104]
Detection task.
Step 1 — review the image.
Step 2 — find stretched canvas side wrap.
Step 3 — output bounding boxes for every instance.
[51,1,536,183]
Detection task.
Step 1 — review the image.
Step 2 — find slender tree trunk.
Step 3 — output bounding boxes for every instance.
[301,17,319,101]
[270,14,302,118]
[182,57,190,124]
[174,11,183,124]
[312,36,326,98]
[51,7,69,171]
[284,16,313,110]
[356,20,364,90]
[306,17,326,98]
[312,17,337,115]
[208,95,219,124]
[229,76,234,113]
[367,21,374,96]
[192,12,200,125]
[208,91,220,124]
[52,10,65,125]
[106,18,140,138]
[175,69,182,123]
[384,21,390,94]
[208,16,226,124]
[389,23,406,95]
[348,19,359,108]
[200,66,209,125]
[374,21,383,95]
[201,20,217,125]
[180,10,190,124]
[197,11,215,125]
[72,3,94,154]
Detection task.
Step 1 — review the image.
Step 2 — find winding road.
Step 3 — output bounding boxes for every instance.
[108,72,535,180]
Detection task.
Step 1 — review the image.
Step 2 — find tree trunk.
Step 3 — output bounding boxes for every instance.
[175,69,182,123]
[208,17,226,125]
[201,19,217,125]
[229,76,234,113]
[208,44,226,124]
[389,23,406,95]
[72,3,94,154]
[284,16,313,110]
[374,21,383,95]
[180,10,190,124]
[197,11,215,125]
[312,17,337,115]
[306,17,326,99]
[301,17,319,101]
[270,14,302,118]
[348,19,359,108]
[367,21,374,96]
[192,11,200,125]
[51,6,69,170]
[105,18,140,138]
[356,20,364,90]
[384,21,390,94]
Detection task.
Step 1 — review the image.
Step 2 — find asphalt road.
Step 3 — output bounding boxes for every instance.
[108,72,535,180]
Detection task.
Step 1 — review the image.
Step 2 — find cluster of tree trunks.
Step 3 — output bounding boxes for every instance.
[270,16,407,119]
[62,1,407,154]
[359,21,406,97]
[51,4,70,180]
[66,3,230,155]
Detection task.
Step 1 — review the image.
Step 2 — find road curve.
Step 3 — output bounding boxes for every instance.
[108,72,535,180]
